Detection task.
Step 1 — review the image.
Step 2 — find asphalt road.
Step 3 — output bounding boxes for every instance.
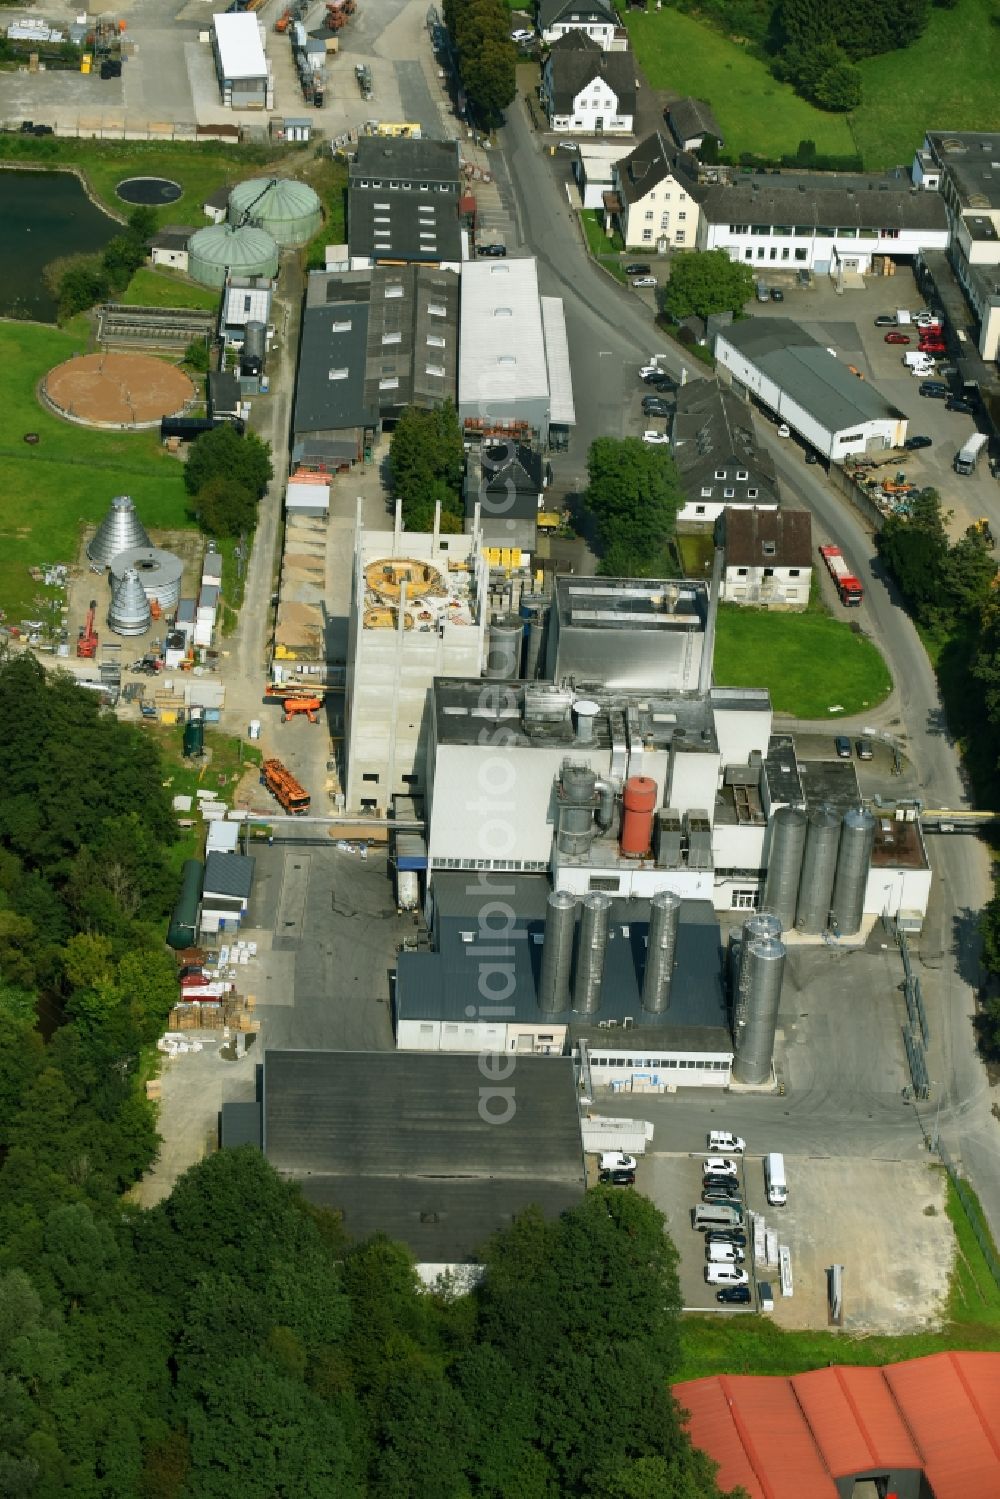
[499,99,1000,1235]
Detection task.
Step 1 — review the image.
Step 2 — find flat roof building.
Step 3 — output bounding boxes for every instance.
[348,137,463,266]
[546,574,710,692]
[211,13,271,110]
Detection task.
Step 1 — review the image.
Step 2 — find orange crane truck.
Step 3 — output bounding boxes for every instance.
[261,758,311,814]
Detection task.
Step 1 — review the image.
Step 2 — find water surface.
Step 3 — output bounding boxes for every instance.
[0,168,118,322]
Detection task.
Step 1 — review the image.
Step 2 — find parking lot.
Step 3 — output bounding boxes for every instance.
[745,270,997,538]
[637,1146,953,1332]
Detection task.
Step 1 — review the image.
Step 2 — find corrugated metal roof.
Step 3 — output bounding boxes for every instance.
[791,1365,920,1477]
[222,281,272,328]
[203,850,254,900]
[459,259,548,410]
[886,1352,1000,1498]
[212,12,268,80]
[541,296,576,426]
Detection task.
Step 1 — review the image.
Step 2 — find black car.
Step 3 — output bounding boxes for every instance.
[706,1230,748,1247]
[904,434,933,450]
[477,243,507,257]
[644,372,677,390]
[919,383,948,399]
[716,1286,753,1305]
[770,287,784,302]
[624,262,651,275]
[804,450,819,464]
[642,397,672,417]
[599,1169,636,1186]
[947,397,975,414]
[874,314,897,327]
[835,735,852,759]
[702,1186,740,1203]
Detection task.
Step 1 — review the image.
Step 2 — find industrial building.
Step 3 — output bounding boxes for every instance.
[914,130,1000,361]
[187,223,279,291]
[211,12,272,110]
[221,1049,587,1263]
[546,573,712,692]
[676,1353,1000,1499]
[200,851,255,937]
[463,441,546,553]
[670,380,780,527]
[721,509,812,609]
[457,258,575,448]
[714,319,908,459]
[348,136,463,267]
[220,277,273,351]
[395,873,735,1087]
[227,177,322,247]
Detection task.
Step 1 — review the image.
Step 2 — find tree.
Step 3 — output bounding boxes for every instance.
[50,254,110,320]
[127,206,158,242]
[390,402,465,531]
[663,250,754,321]
[812,51,863,110]
[446,0,516,123]
[877,488,950,627]
[184,422,272,501]
[194,476,258,538]
[184,338,211,373]
[584,437,683,576]
[103,233,147,292]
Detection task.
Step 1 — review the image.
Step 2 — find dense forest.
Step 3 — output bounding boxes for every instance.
[0,654,733,1497]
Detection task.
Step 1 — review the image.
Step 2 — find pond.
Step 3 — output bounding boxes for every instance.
[0,168,119,322]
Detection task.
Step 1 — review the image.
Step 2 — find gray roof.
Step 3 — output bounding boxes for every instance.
[763,733,804,807]
[464,441,543,523]
[798,758,862,814]
[261,1049,586,1260]
[699,180,948,233]
[614,131,702,206]
[670,379,778,501]
[364,264,459,414]
[544,33,635,115]
[220,1100,262,1149]
[538,0,616,28]
[924,131,1000,212]
[348,186,463,264]
[350,135,462,189]
[398,875,731,1051]
[294,291,376,438]
[203,850,255,900]
[208,370,241,414]
[718,319,906,431]
[724,508,812,567]
[667,97,723,147]
[149,226,195,251]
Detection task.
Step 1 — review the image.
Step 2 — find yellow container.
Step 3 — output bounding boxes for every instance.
[81,53,92,73]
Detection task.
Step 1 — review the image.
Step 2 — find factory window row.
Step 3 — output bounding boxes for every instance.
[590,1057,729,1070]
[432,858,549,871]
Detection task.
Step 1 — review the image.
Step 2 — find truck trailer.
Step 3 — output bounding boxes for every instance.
[261,758,311,814]
[954,432,988,476]
[819,544,863,606]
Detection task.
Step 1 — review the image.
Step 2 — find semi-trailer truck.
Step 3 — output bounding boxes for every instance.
[819,544,863,606]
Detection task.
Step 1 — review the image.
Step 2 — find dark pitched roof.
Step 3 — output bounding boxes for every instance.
[670,379,778,498]
[261,1049,586,1260]
[699,181,949,232]
[667,97,723,147]
[724,508,812,567]
[544,37,636,114]
[350,135,462,189]
[203,851,255,901]
[464,442,543,524]
[548,28,601,52]
[538,0,616,28]
[294,291,376,437]
[149,226,195,251]
[348,186,463,264]
[615,131,703,206]
[364,264,459,414]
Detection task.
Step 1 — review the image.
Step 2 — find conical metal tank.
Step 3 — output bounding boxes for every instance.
[538,889,577,1013]
[732,935,786,1085]
[573,891,611,1014]
[830,807,876,936]
[107,567,151,636]
[642,888,681,1013]
[762,806,808,931]
[795,803,842,935]
[88,495,150,567]
[109,547,183,611]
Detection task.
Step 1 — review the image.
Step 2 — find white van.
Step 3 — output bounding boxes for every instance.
[764,1152,787,1207]
[705,1264,749,1286]
[903,352,934,369]
[707,1242,745,1263]
[708,1131,746,1154]
[693,1202,744,1230]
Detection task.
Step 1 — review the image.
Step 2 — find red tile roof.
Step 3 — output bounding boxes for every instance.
[675,1352,1000,1499]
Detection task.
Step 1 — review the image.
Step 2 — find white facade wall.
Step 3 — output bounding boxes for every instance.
[712,700,772,766]
[396,1018,568,1053]
[615,174,700,251]
[545,74,632,134]
[588,1048,732,1089]
[712,821,766,874]
[667,749,721,823]
[864,865,933,925]
[151,246,189,271]
[722,562,811,607]
[542,19,616,49]
[574,145,624,209]
[552,862,715,902]
[700,220,948,275]
[677,496,778,526]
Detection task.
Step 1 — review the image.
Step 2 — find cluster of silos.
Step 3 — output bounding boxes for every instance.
[109,547,183,614]
[537,886,681,1016]
[228,177,323,247]
[88,494,150,567]
[484,613,524,680]
[762,802,877,938]
[108,568,151,636]
[187,222,280,290]
[731,912,786,1086]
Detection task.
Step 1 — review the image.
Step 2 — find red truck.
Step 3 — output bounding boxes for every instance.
[819,544,863,607]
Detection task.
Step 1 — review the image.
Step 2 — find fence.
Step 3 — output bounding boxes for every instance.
[936,1139,1000,1295]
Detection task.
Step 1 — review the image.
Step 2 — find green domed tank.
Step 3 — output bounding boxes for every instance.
[187,223,280,289]
[228,177,323,247]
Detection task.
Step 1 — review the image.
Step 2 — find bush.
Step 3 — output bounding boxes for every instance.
[184,422,272,500]
[193,476,257,538]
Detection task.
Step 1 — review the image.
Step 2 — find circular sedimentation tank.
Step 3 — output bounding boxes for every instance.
[228,176,323,246]
[116,176,182,205]
[187,222,279,289]
[43,353,194,430]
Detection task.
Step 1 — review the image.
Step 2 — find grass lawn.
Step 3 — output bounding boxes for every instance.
[120,268,219,312]
[0,320,190,626]
[676,1177,1000,1381]
[150,724,263,873]
[852,0,1000,169]
[675,531,716,576]
[714,602,892,717]
[624,10,856,161]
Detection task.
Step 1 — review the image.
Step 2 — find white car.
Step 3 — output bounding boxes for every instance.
[908,364,936,377]
[557,140,578,151]
[639,361,662,378]
[777,423,791,437]
[510,28,534,42]
[707,1242,746,1263]
[642,431,670,445]
[705,1264,749,1286]
[632,276,657,288]
[914,312,942,328]
[598,1151,637,1172]
[708,1131,746,1155]
[703,1156,739,1176]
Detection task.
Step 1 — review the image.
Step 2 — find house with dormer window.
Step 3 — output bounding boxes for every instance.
[603,131,703,250]
[540,33,635,135]
[538,0,619,51]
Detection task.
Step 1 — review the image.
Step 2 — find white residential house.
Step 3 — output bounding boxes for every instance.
[539,33,635,135]
[604,131,702,251]
[721,509,812,609]
[670,379,780,528]
[537,0,619,51]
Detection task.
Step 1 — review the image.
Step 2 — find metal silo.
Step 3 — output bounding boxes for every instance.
[538,889,577,1013]
[107,567,151,636]
[762,806,808,930]
[110,547,184,612]
[88,494,150,568]
[556,763,597,855]
[573,891,611,1014]
[642,888,681,1013]
[732,935,786,1085]
[228,177,322,247]
[830,807,876,935]
[187,223,280,289]
[734,911,781,1027]
[484,614,523,680]
[795,803,842,935]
